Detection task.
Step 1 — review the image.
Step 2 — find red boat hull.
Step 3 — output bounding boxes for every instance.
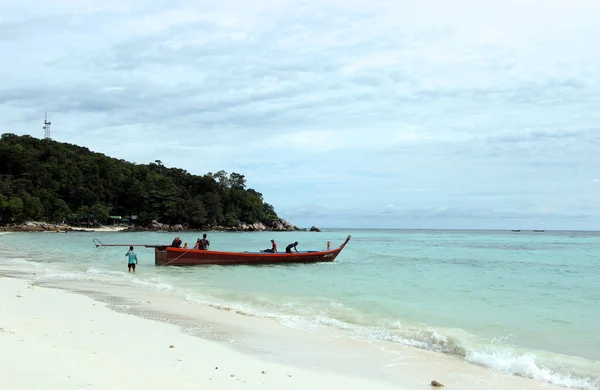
[154,235,351,266]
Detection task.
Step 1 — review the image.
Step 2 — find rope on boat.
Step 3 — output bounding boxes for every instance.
[159,248,193,267]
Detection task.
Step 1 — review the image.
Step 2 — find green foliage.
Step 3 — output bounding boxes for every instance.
[0,134,278,227]
[0,196,24,222]
[90,203,111,224]
[22,194,44,220]
[50,198,71,223]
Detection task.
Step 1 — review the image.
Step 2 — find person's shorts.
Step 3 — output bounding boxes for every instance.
[128,263,136,270]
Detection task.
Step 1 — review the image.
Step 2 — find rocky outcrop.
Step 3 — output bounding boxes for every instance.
[2,221,71,232]
[118,218,307,233]
[236,222,268,231]
[123,220,186,232]
[270,218,303,231]
[2,218,315,233]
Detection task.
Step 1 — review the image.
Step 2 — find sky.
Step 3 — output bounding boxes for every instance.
[1,0,600,230]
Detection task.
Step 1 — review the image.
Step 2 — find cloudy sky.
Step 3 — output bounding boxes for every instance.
[1,0,600,229]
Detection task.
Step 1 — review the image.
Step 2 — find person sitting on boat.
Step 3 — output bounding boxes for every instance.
[196,234,210,250]
[286,241,298,253]
[260,239,277,253]
[171,236,182,248]
[183,242,189,249]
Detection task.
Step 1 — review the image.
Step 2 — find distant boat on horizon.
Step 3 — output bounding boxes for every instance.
[533,229,545,232]
[511,229,521,232]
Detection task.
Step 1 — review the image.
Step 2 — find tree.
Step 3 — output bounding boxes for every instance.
[184,197,207,228]
[50,198,71,223]
[90,203,111,224]
[229,172,246,189]
[22,195,44,220]
[202,192,224,225]
[1,197,24,222]
[210,170,229,187]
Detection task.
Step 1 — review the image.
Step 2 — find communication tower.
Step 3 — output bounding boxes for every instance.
[43,112,52,140]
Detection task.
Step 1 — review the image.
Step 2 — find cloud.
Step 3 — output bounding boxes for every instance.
[1,0,600,229]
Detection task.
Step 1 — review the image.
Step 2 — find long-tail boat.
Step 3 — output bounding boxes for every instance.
[94,235,352,266]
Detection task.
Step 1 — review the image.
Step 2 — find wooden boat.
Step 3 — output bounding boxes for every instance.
[93,235,352,266]
[154,235,352,266]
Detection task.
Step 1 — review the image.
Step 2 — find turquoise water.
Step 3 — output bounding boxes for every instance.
[1,229,599,389]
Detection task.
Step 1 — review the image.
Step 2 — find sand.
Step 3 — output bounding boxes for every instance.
[0,276,405,390]
[68,225,129,232]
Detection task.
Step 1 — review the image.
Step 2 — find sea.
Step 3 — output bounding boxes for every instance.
[1,229,599,389]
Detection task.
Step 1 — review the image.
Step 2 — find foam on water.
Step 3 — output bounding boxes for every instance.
[8,258,43,266]
[180,291,599,389]
[131,277,174,291]
[466,350,599,390]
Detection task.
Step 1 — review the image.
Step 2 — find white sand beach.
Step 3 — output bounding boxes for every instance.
[69,225,129,232]
[0,277,403,390]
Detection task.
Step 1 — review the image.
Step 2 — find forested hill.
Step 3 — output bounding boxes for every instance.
[0,133,278,228]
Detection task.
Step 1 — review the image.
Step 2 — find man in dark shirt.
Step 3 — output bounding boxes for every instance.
[196,233,210,250]
[286,241,298,253]
[171,237,182,248]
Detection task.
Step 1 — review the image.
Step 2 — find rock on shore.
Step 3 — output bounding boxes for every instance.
[2,218,311,233]
[1,221,71,232]
[122,218,306,232]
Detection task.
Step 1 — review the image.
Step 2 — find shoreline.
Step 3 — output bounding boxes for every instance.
[2,217,310,234]
[1,222,130,233]
[0,266,580,390]
[0,275,404,390]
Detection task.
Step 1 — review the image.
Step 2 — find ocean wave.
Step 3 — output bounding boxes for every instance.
[179,295,599,390]
[184,294,283,319]
[86,268,129,277]
[467,350,599,390]
[131,277,174,291]
[37,271,93,280]
[7,257,42,266]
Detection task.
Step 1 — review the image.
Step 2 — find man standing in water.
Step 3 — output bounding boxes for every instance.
[126,245,138,272]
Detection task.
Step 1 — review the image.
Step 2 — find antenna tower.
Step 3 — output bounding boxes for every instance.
[43,112,52,140]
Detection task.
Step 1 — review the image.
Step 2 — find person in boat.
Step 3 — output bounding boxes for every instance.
[183,242,189,249]
[195,234,210,250]
[125,246,138,273]
[171,237,182,248]
[285,241,299,253]
[260,239,277,253]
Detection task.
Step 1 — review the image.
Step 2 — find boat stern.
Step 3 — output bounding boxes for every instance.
[154,246,168,266]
